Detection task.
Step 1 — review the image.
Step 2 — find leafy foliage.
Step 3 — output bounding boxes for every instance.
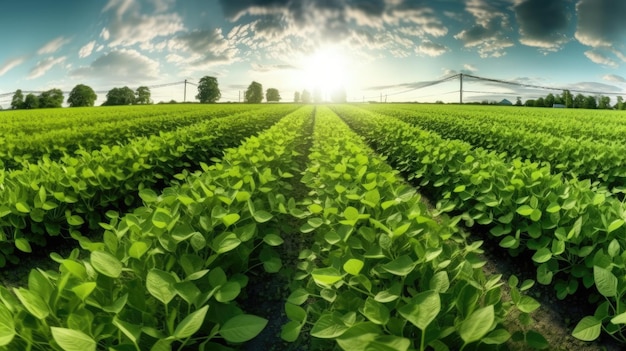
[196,76,221,103]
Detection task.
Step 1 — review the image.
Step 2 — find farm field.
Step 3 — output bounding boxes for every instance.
[0,103,624,351]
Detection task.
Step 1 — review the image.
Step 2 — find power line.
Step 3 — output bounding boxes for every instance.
[464,74,624,96]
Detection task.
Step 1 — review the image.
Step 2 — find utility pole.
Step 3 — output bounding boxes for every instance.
[459,73,463,104]
[183,79,187,102]
[239,91,241,103]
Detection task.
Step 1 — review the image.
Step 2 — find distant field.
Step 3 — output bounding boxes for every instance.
[0,103,624,351]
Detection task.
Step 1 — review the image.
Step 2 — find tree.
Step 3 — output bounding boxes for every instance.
[38,88,64,108]
[68,84,97,107]
[534,97,545,107]
[266,88,281,102]
[103,87,135,106]
[545,93,555,107]
[615,96,624,110]
[135,86,151,104]
[598,95,611,109]
[196,76,221,103]
[584,95,597,109]
[23,94,39,109]
[573,93,585,108]
[515,97,522,106]
[11,89,24,109]
[294,91,300,103]
[562,90,573,108]
[524,99,535,107]
[244,81,263,103]
[301,90,311,104]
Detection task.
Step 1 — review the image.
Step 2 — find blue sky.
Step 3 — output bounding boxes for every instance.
[0,0,625,107]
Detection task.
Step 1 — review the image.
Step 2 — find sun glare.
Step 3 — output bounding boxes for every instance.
[300,46,350,101]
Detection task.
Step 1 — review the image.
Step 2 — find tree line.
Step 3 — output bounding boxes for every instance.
[516,90,625,110]
[9,84,152,109]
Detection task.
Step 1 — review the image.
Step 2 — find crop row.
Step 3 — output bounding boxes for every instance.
[0,106,315,351]
[0,105,298,266]
[0,104,268,169]
[365,104,626,190]
[281,106,541,350]
[367,104,626,144]
[333,104,626,342]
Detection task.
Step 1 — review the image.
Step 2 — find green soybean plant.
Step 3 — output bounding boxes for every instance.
[281,107,540,351]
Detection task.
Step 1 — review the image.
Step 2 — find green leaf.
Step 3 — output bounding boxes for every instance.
[90,250,122,278]
[281,320,302,342]
[220,314,268,343]
[285,302,307,323]
[608,219,624,233]
[215,282,241,302]
[139,189,158,203]
[517,296,540,313]
[0,303,15,346]
[253,210,273,223]
[15,202,30,213]
[112,316,142,344]
[72,282,97,301]
[14,238,32,253]
[572,316,601,341]
[51,327,96,351]
[14,288,49,319]
[362,297,390,325]
[546,202,560,213]
[482,329,510,345]
[173,305,209,339]
[287,289,309,305]
[146,269,177,305]
[531,248,552,264]
[516,205,533,216]
[128,241,149,259]
[312,267,343,286]
[222,213,240,227]
[594,266,617,298]
[610,311,626,324]
[343,259,364,276]
[311,313,348,338]
[212,233,241,254]
[263,234,284,246]
[343,206,359,221]
[398,291,440,330]
[526,330,549,349]
[459,305,494,344]
[382,255,415,276]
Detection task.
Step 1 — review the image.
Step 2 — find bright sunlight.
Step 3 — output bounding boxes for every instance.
[300,46,351,101]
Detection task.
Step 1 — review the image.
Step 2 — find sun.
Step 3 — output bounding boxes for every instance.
[300,46,350,101]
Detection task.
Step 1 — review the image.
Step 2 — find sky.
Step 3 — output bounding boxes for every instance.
[0,0,625,107]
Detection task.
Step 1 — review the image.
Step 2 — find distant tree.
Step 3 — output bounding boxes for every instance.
[615,96,624,110]
[38,88,64,108]
[553,94,563,105]
[562,90,573,108]
[301,89,311,104]
[524,99,535,107]
[534,97,545,107]
[245,81,263,103]
[23,93,39,109]
[103,87,135,106]
[196,76,221,103]
[266,88,281,102]
[598,95,611,109]
[68,84,97,107]
[573,93,585,108]
[515,97,522,106]
[294,91,300,103]
[545,93,555,107]
[330,88,347,103]
[135,86,151,104]
[11,89,24,109]
[584,95,597,109]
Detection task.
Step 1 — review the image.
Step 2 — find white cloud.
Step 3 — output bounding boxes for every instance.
[603,74,626,83]
[79,41,97,58]
[28,56,67,80]
[70,49,160,83]
[575,0,626,48]
[464,64,478,72]
[102,0,184,48]
[37,37,71,55]
[454,0,514,58]
[584,50,618,68]
[415,41,448,57]
[0,57,26,76]
[167,29,239,70]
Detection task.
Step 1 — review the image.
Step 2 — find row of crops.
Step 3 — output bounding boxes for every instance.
[0,103,624,350]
